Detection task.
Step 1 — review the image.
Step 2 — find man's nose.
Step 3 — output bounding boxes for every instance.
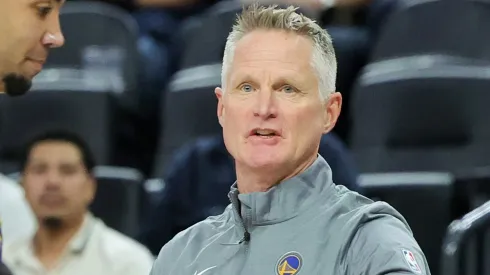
[45,170,63,187]
[253,88,278,119]
[43,14,65,49]
[42,31,65,48]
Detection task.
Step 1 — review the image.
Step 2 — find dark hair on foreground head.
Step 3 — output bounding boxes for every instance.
[19,130,96,174]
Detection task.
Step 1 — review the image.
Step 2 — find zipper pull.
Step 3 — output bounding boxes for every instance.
[238,231,250,244]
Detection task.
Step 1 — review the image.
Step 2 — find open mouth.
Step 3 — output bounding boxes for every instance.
[251,128,280,138]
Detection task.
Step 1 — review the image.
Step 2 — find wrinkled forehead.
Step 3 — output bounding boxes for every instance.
[228,30,316,82]
[234,29,314,62]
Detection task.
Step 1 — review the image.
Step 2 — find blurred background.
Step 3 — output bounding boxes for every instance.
[1,0,490,274]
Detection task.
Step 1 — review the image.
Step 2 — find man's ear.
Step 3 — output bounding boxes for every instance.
[215,87,225,127]
[322,92,342,133]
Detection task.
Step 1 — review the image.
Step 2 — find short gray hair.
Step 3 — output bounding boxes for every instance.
[221,4,337,100]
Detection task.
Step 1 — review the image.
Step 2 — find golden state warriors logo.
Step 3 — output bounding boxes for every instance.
[276,251,302,275]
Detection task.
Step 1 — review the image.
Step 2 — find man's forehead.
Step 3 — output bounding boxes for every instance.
[29,156,82,165]
[230,34,314,74]
[30,142,81,158]
[234,31,312,62]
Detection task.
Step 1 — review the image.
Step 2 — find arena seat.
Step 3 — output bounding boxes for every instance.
[441,200,490,275]
[90,166,147,238]
[443,166,490,275]
[350,58,490,173]
[152,1,243,175]
[0,86,116,167]
[47,1,140,109]
[359,171,453,275]
[352,0,490,174]
[370,0,490,62]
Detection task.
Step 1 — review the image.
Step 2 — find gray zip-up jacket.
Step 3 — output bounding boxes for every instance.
[150,156,431,275]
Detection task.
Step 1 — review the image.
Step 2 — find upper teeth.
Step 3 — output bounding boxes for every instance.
[256,129,274,135]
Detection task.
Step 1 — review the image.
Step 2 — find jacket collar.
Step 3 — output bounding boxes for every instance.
[228,155,335,227]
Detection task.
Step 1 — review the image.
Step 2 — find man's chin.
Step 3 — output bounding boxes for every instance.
[41,216,65,230]
[1,72,32,97]
[243,153,283,170]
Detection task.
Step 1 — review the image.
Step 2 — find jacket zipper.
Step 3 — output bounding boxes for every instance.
[229,195,251,244]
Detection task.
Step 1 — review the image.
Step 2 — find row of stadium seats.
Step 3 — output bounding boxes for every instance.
[4,71,489,182]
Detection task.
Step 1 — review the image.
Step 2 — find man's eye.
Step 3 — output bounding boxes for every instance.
[240,84,254,93]
[282,85,296,93]
[37,6,53,17]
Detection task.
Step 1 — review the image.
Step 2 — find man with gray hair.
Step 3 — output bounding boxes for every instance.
[150,4,430,275]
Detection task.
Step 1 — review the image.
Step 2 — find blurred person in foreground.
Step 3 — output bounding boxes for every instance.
[3,131,154,275]
[0,0,65,97]
[150,4,430,275]
[0,1,65,273]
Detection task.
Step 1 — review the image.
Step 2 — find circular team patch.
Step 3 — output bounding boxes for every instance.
[402,249,422,274]
[276,251,302,275]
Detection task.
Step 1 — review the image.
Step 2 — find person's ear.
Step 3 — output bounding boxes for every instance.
[322,92,342,133]
[215,87,225,127]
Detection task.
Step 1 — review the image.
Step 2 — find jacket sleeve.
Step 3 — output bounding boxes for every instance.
[344,204,431,275]
[149,237,182,275]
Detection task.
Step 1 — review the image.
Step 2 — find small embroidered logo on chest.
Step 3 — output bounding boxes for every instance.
[402,249,422,274]
[276,251,303,275]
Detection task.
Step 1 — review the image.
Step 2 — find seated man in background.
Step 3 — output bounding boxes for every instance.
[139,132,361,255]
[3,131,154,275]
[150,5,430,274]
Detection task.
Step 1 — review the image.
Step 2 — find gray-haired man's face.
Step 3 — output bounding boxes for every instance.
[215,29,342,177]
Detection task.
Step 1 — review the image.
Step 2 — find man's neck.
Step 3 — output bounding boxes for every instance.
[236,154,318,194]
[33,215,85,269]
